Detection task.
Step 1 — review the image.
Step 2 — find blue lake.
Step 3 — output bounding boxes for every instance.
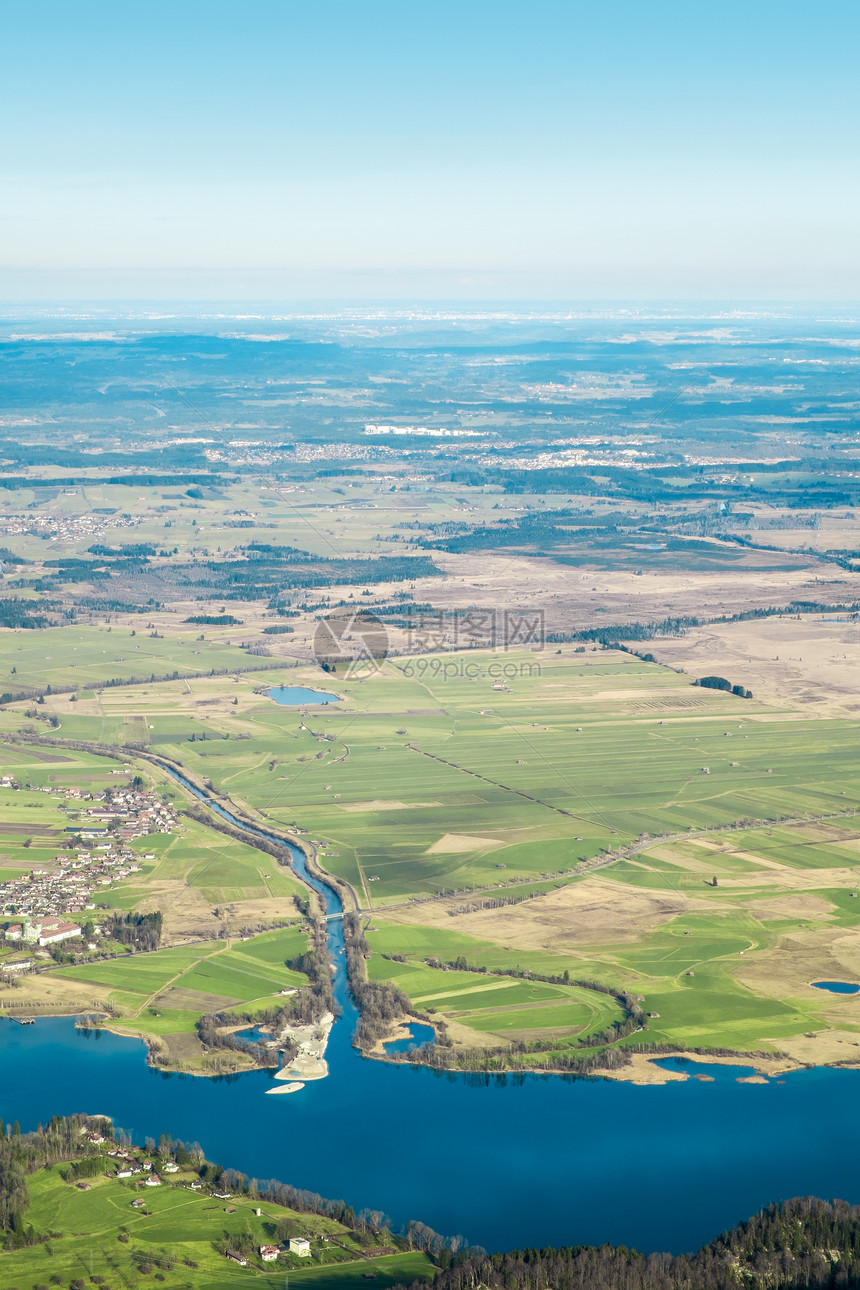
[3,1018,860,1257]
[3,772,859,1258]
[812,981,860,994]
[382,1022,436,1054]
[268,686,339,705]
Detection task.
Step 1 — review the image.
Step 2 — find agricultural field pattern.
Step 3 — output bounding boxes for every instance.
[2,307,860,1084]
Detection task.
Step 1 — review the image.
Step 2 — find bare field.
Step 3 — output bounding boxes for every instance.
[384,876,693,949]
[648,615,860,715]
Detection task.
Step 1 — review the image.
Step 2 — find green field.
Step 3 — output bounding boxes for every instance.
[7,638,860,1065]
[0,1164,434,1290]
[0,625,267,692]
[114,650,860,913]
[54,927,310,1049]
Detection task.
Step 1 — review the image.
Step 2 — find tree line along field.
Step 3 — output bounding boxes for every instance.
[7,636,860,1064]
[0,626,265,694]
[366,954,620,1046]
[0,1165,433,1290]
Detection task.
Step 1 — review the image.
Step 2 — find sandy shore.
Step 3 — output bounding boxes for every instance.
[266,1081,305,1095]
[274,1011,334,1082]
[596,1051,799,1085]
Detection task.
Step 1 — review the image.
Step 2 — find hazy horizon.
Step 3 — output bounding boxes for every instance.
[2,0,859,302]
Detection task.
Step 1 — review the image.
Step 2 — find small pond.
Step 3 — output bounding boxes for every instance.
[382,1023,436,1055]
[234,1026,273,1043]
[267,686,340,705]
[653,1057,776,1082]
[811,981,860,994]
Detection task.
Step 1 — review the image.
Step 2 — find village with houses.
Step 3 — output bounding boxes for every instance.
[0,776,178,969]
[60,1119,380,1276]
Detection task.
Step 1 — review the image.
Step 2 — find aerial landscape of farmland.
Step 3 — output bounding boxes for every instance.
[3,1,860,1284]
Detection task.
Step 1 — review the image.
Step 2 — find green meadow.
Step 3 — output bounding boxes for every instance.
[54,927,310,1048]
[0,1167,433,1290]
[0,625,262,692]
[118,648,860,916]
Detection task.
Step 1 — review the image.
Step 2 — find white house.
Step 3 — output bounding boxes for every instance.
[162,1161,179,1173]
[27,919,82,947]
[260,1246,280,1262]
[145,1174,162,1187]
[289,1238,311,1257]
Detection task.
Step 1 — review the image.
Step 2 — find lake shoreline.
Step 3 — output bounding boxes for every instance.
[6,1005,832,1087]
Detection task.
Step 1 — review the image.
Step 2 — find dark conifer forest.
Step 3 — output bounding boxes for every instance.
[397,1199,860,1290]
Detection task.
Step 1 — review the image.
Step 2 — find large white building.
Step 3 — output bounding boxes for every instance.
[23,919,82,947]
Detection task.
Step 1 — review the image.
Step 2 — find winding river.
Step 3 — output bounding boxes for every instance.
[1,771,859,1255]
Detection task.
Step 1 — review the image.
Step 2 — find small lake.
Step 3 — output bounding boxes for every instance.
[812,981,860,994]
[267,686,340,705]
[382,1022,436,1055]
[233,1025,274,1042]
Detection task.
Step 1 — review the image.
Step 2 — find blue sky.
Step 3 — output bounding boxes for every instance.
[2,0,858,299]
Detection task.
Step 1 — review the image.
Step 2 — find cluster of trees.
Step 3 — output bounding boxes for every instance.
[105,911,163,952]
[194,1013,291,1068]
[695,676,753,698]
[87,543,158,558]
[180,546,441,599]
[395,1198,860,1289]
[341,914,414,1049]
[425,508,614,555]
[184,613,244,625]
[557,600,860,651]
[0,598,53,629]
[252,1173,390,1239]
[277,918,336,1024]
[548,615,704,645]
[0,1114,113,1244]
